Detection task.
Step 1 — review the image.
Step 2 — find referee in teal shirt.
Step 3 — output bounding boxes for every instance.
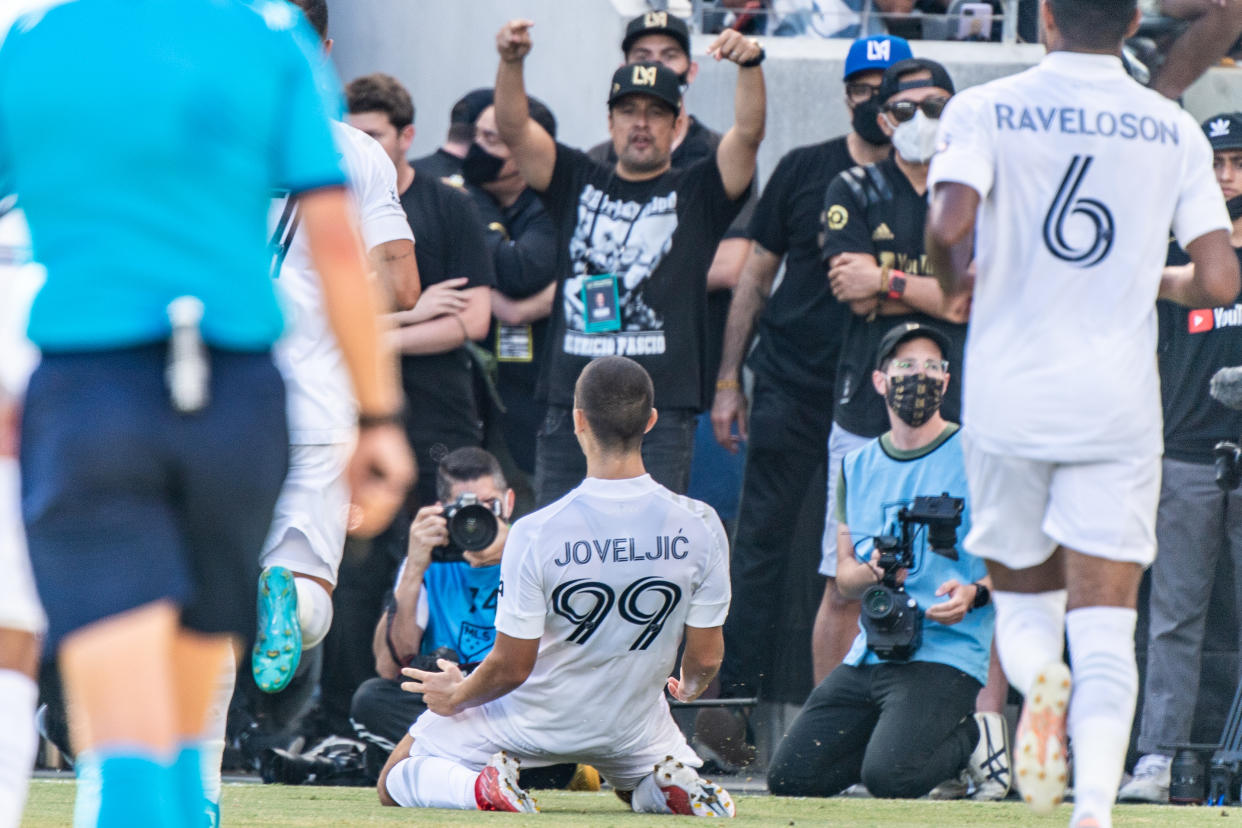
[0,1,412,825]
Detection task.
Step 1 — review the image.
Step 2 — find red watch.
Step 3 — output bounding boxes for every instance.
[887,271,907,300]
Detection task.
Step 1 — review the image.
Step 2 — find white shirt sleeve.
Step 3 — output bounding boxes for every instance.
[928,88,996,199]
[351,131,414,251]
[685,507,731,628]
[1172,112,1232,248]
[493,517,547,640]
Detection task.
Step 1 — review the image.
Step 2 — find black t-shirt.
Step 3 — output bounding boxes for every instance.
[746,136,858,399]
[412,148,463,182]
[537,142,747,410]
[469,185,558,473]
[588,116,756,403]
[1159,243,1242,463]
[821,157,966,438]
[398,172,495,441]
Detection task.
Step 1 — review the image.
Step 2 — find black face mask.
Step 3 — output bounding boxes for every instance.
[1228,195,1242,222]
[885,374,943,428]
[852,96,890,147]
[461,142,506,185]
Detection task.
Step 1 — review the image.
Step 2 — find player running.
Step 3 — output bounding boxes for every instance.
[378,356,736,817]
[926,1,1241,826]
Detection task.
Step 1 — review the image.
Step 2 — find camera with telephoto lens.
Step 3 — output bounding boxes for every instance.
[432,493,501,563]
[861,493,965,661]
[1216,441,1242,493]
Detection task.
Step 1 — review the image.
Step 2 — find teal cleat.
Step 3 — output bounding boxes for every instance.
[252,566,301,694]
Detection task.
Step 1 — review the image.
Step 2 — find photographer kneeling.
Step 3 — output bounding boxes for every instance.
[768,323,1009,800]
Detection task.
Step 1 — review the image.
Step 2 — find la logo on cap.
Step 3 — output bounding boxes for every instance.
[644,11,668,28]
[867,39,891,61]
[1210,117,1232,138]
[632,65,657,86]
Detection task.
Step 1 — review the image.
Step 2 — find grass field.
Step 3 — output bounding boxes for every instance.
[20,781,1242,827]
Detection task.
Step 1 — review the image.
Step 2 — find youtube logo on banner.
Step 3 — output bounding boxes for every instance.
[1189,309,1214,334]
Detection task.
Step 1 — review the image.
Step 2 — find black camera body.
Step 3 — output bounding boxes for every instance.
[432,493,500,563]
[1216,441,1242,493]
[860,493,965,661]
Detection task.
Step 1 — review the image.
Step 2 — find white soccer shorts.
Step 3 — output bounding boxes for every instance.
[0,457,46,634]
[962,435,1160,569]
[260,442,353,585]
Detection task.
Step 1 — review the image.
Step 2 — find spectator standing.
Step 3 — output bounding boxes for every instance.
[927,1,1240,823]
[587,11,758,526]
[346,74,494,510]
[2,1,411,823]
[817,57,968,670]
[1120,112,1242,803]
[705,36,910,761]
[492,19,765,505]
[464,96,561,493]
[767,323,1008,801]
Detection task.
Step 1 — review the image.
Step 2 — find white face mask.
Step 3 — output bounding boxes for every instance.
[890,110,941,164]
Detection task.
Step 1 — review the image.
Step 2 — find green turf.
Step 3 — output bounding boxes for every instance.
[20,780,1242,827]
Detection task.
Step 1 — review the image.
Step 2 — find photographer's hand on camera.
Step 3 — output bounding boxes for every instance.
[924,579,976,626]
[407,504,449,571]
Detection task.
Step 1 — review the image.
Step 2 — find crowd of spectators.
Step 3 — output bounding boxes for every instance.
[18,0,1242,813]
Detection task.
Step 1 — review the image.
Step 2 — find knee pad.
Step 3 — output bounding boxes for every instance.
[295,578,333,650]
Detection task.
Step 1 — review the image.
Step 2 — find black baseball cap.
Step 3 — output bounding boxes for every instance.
[608,62,682,111]
[450,88,494,126]
[875,322,952,371]
[878,58,955,104]
[1203,113,1242,152]
[621,11,691,57]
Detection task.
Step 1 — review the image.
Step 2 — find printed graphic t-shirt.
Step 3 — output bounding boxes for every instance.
[536,143,747,411]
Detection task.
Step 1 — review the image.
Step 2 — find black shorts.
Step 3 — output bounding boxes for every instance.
[21,344,288,647]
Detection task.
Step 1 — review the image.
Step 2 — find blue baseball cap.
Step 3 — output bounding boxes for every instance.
[843,35,913,81]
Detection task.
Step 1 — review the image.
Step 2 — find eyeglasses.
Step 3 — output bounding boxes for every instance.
[882,97,951,123]
[889,358,949,377]
[846,81,881,103]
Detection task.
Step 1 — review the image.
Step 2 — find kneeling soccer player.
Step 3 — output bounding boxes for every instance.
[378,356,735,816]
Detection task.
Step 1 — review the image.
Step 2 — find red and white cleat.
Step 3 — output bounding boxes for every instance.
[474,751,538,813]
[653,755,736,818]
[1015,662,1072,816]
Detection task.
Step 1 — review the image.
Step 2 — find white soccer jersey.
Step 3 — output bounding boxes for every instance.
[270,121,413,444]
[486,474,731,762]
[928,51,1229,462]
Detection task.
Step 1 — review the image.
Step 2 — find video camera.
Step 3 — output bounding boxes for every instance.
[861,493,965,661]
[431,493,501,563]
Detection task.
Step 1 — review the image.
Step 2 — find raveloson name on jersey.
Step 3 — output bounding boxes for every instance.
[994,105,1180,144]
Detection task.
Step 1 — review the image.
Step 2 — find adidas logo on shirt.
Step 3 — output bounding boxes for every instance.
[872,223,895,241]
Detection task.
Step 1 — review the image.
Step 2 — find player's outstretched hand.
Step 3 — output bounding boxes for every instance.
[401,659,467,716]
[706,29,762,66]
[347,423,414,538]
[497,19,534,63]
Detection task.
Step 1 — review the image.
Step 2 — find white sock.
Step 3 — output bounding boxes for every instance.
[294,578,333,650]
[992,589,1067,695]
[385,756,478,809]
[0,670,38,828]
[631,771,673,814]
[1066,607,1137,827]
[200,648,236,809]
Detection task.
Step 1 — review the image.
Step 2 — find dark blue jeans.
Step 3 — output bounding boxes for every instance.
[533,405,697,507]
[768,660,980,798]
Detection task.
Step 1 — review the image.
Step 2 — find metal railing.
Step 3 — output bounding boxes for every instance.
[691,1,1022,45]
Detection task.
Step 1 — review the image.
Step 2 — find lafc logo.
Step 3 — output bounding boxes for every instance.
[825,205,849,231]
[632,65,658,87]
[866,39,891,61]
[644,11,668,28]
